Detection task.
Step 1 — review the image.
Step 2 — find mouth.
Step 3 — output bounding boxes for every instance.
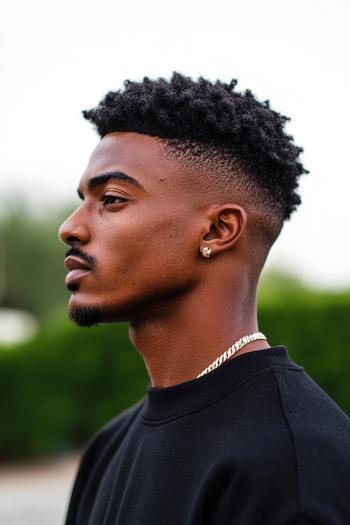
[64,256,93,287]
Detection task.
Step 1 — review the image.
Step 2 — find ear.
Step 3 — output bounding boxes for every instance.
[200,204,247,256]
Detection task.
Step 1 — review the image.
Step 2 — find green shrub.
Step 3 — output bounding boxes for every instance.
[0,287,349,461]
[0,314,148,461]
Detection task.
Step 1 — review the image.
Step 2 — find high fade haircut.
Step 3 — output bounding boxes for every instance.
[83,72,308,254]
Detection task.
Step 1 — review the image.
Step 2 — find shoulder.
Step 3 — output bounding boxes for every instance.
[64,397,145,523]
[205,365,350,523]
[272,366,350,520]
[69,397,145,493]
[94,397,146,438]
[271,366,350,447]
[81,396,146,461]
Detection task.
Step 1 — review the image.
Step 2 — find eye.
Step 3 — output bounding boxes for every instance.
[102,194,127,206]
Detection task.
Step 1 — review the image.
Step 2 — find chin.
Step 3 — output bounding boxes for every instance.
[67,293,130,326]
[67,286,169,326]
[68,303,104,327]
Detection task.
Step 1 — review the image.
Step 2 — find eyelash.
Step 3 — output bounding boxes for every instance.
[102,195,127,206]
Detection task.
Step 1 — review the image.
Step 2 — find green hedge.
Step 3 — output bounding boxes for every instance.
[0,315,148,461]
[1,288,350,461]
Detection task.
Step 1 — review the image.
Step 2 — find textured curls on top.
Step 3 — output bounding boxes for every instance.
[83,72,308,246]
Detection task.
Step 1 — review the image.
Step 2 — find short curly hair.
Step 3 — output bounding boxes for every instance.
[83,72,308,250]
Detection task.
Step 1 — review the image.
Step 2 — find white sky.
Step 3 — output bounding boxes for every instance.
[0,0,349,289]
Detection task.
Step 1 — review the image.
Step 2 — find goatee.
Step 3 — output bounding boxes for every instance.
[68,305,103,327]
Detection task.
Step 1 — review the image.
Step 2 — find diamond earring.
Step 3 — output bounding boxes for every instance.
[201,246,212,258]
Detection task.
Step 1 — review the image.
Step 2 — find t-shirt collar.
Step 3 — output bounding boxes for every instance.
[140,346,302,423]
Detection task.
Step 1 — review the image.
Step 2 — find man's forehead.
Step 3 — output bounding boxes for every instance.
[80,131,172,187]
[89,132,160,167]
[76,131,220,208]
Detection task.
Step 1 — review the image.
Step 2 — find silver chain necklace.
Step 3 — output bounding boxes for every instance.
[196,331,268,378]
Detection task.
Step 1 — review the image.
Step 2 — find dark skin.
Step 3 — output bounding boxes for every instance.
[59,132,270,388]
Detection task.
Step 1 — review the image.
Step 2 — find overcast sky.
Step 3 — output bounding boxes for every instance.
[0,0,349,289]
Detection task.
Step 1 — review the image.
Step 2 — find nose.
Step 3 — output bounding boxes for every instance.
[58,208,90,246]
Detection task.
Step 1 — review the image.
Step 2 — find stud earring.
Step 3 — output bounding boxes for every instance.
[201,246,212,258]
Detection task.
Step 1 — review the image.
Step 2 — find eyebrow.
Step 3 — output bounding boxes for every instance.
[77,171,146,199]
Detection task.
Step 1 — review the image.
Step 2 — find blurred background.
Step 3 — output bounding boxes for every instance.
[0,0,349,523]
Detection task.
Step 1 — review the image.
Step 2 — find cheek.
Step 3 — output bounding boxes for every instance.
[98,211,196,288]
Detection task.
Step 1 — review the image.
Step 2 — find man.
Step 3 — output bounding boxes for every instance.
[59,73,350,524]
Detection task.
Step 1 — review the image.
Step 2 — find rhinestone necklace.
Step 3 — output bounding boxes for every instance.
[196,331,268,378]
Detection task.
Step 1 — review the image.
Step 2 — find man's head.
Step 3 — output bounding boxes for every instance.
[59,72,307,326]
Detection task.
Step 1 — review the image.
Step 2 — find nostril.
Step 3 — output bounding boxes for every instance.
[66,235,81,244]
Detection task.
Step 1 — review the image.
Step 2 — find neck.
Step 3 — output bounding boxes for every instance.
[128,277,270,388]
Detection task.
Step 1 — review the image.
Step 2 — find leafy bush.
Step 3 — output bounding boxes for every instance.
[0,313,148,461]
[1,286,350,462]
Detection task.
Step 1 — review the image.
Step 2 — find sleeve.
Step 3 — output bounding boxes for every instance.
[203,470,330,525]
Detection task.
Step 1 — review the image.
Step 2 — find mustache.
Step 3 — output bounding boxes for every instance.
[65,246,97,268]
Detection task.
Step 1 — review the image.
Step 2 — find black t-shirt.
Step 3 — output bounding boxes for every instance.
[64,346,350,524]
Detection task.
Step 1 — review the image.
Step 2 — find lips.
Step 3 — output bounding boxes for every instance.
[64,256,93,287]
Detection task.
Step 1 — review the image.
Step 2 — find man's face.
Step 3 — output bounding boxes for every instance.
[59,132,203,325]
